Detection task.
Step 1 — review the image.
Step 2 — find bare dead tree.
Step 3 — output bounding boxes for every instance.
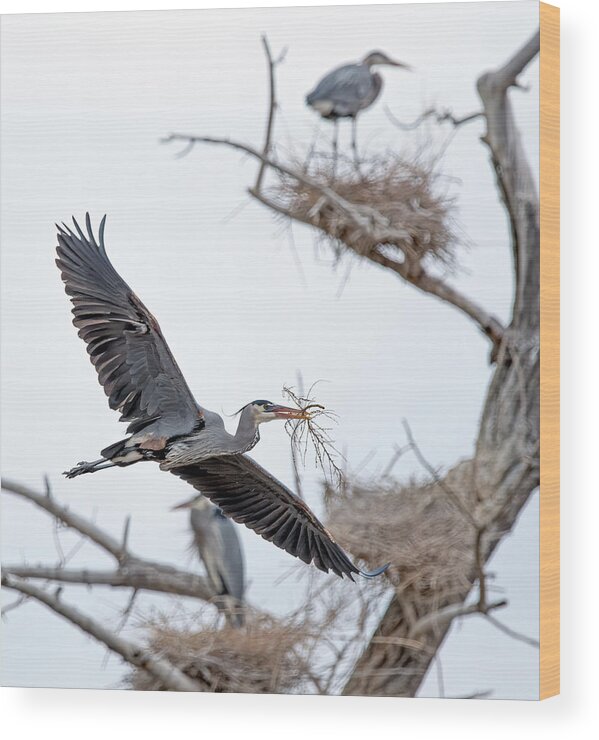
[342,30,541,696]
[163,29,541,697]
[3,31,540,696]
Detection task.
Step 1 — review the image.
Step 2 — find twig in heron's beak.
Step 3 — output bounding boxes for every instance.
[281,385,344,488]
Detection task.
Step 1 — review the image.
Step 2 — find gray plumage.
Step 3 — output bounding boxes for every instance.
[56,215,389,581]
[306,50,410,120]
[306,50,411,162]
[307,61,382,120]
[175,495,245,627]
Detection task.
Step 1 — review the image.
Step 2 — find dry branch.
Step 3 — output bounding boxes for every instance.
[1,478,215,603]
[341,28,540,697]
[2,575,202,692]
[2,563,213,601]
[162,34,505,350]
[2,478,128,562]
[164,131,504,348]
[385,104,483,131]
[255,35,286,191]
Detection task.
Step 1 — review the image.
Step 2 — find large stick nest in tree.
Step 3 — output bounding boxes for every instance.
[127,613,315,694]
[325,462,475,599]
[271,153,459,266]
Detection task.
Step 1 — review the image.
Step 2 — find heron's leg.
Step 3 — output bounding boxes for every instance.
[332,119,339,179]
[351,117,362,174]
[63,458,116,479]
[304,121,321,169]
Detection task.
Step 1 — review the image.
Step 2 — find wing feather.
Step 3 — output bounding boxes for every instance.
[169,454,388,580]
[55,215,201,437]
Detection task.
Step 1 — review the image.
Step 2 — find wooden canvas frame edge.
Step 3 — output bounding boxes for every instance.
[539,0,560,701]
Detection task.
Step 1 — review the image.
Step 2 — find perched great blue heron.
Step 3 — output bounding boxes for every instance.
[172,494,246,627]
[56,215,388,581]
[306,50,411,163]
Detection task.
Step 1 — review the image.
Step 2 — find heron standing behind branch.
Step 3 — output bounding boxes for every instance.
[306,50,412,165]
[172,495,246,627]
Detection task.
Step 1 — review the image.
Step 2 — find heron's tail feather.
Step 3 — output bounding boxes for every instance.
[358,562,390,579]
[100,438,129,460]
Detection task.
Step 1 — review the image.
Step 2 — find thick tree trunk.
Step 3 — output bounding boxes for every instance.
[342,31,540,697]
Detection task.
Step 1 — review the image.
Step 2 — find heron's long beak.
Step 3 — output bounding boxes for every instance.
[391,60,413,70]
[171,496,196,511]
[270,404,311,420]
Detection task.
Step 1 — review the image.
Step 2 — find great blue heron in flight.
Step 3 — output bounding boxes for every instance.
[172,494,246,627]
[306,50,411,163]
[56,215,388,581]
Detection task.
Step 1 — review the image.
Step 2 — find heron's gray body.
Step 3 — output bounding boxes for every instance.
[109,407,261,470]
[306,51,410,165]
[306,62,383,119]
[186,497,245,627]
[55,215,389,581]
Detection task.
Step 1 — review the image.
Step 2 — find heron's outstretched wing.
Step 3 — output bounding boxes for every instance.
[55,214,201,438]
[170,455,388,581]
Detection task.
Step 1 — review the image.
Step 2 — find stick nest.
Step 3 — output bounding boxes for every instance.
[325,462,475,597]
[127,613,314,694]
[272,153,459,266]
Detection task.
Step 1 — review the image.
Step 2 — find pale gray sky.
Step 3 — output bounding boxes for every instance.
[1,1,539,698]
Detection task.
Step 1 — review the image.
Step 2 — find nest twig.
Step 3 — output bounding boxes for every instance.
[127,611,314,694]
[326,464,476,599]
[127,570,391,695]
[282,383,345,488]
[270,151,459,268]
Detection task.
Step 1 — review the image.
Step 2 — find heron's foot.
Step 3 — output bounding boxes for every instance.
[63,461,95,478]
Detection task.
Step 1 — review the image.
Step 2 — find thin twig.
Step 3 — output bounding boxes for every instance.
[282,384,344,487]
[2,575,202,692]
[485,613,540,649]
[2,478,129,563]
[409,598,507,639]
[385,105,483,131]
[255,36,286,192]
[1,480,215,602]
[401,419,478,528]
[1,594,28,618]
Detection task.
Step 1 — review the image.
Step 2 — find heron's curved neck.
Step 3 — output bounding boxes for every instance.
[231,409,260,454]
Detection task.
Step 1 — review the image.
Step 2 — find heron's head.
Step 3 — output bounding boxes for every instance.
[363,50,412,70]
[244,399,310,425]
[171,494,210,511]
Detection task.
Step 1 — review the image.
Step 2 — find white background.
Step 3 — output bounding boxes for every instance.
[1,0,540,698]
[0,0,596,737]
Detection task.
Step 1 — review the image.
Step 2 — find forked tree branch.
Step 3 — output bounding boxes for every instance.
[385,105,483,131]
[162,36,505,350]
[255,35,286,191]
[2,564,213,601]
[1,478,215,603]
[162,134,504,347]
[2,575,202,692]
[2,478,128,563]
